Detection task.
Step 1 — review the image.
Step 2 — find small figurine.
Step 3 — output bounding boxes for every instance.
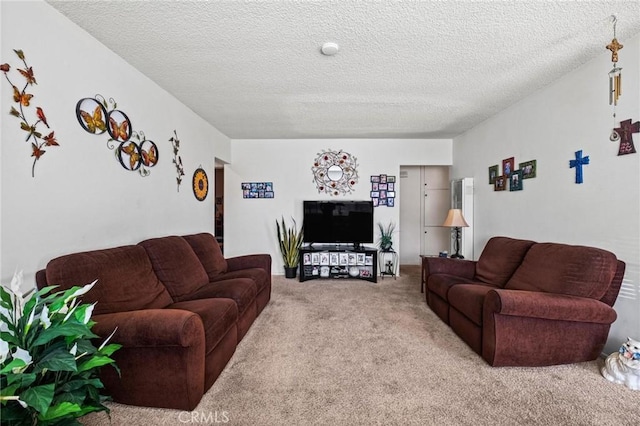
[601,337,640,391]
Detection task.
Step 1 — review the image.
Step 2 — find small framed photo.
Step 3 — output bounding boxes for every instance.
[348,253,357,264]
[339,253,348,266]
[494,176,507,191]
[378,198,387,206]
[320,252,330,265]
[519,160,537,179]
[356,253,365,265]
[378,183,388,191]
[372,198,379,207]
[311,253,320,265]
[509,170,523,191]
[388,182,395,191]
[380,174,387,184]
[387,176,396,183]
[488,165,499,184]
[387,191,395,198]
[502,157,515,177]
[379,190,387,199]
[241,183,251,190]
[370,175,380,183]
[303,253,311,265]
[370,191,380,198]
[265,192,274,198]
[372,182,379,191]
[387,198,395,207]
[365,255,373,265]
[330,253,339,265]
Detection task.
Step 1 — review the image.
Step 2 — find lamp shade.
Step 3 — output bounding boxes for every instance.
[442,209,469,227]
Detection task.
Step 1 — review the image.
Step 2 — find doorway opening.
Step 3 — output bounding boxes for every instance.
[214,160,225,253]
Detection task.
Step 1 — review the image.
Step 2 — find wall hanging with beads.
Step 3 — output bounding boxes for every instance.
[192,167,209,201]
[75,95,158,177]
[311,149,359,196]
[370,175,396,207]
[2,49,60,177]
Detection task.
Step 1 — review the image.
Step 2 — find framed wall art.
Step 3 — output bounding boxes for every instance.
[241,182,274,199]
[502,157,515,177]
[509,170,523,191]
[519,160,537,179]
[488,165,499,184]
[494,176,507,191]
[370,174,396,207]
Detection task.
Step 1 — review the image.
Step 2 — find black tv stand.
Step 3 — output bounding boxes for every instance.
[299,245,377,283]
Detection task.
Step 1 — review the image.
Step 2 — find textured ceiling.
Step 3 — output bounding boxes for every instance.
[47,1,640,139]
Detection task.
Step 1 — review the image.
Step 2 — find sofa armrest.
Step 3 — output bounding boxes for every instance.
[423,257,477,280]
[226,254,271,276]
[92,309,204,348]
[484,289,617,324]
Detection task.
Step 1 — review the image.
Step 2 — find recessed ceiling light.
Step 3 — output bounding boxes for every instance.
[321,42,339,56]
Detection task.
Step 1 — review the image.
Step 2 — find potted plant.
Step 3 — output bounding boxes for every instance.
[0,271,120,425]
[276,217,304,278]
[377,222,396,252]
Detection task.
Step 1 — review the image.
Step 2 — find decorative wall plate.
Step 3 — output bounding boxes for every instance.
[76,98,108,135]
[107,110,132,142]
[116,141,142,171]
[193,167,209,201]
[311,149,359,196]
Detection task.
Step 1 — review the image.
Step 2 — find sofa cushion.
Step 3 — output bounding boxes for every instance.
[45,245,173,315]
[182,233,228,280]
[427,274,479,301]
[448,284,496,326]
[505,243,618,299]
[187,278,257,316]
[169,298,237,355]
[475,237,536,287]
[213,268,270,294]
[139,236,209,301]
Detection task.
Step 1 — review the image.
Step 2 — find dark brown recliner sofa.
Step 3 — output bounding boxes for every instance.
[424,236,625,367]
[35,233,271,411]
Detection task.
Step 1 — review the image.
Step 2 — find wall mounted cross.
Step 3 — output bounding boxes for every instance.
[614,119,639,155]
[569,150,589,184]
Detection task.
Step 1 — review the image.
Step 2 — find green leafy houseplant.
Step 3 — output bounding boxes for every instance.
[0,271,120,425]
[377,222,396,251]
[276,217,304,274]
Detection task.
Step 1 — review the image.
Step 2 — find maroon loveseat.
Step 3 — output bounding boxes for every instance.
[35,233,271,410]
[423,237,625,367]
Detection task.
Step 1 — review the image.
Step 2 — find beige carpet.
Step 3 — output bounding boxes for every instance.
[82,266,640,425]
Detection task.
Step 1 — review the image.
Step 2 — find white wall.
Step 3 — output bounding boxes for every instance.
[224,139,451,274]
[0,1,231,291]
[452,33,640,353]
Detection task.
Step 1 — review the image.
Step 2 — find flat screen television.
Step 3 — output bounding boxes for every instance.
[303,200,374,247]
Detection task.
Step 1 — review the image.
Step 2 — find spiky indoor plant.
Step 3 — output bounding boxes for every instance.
[0,271,120,425]
[377,222,396,251]
[276,217,304,278]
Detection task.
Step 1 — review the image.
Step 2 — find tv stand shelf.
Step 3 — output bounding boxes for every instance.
[299,245,377,283]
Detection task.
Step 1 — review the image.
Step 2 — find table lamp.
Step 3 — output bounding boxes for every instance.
[442,209,469,259]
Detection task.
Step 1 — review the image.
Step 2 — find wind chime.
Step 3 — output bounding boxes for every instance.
[605,16,638,156]
[606,16,623,142]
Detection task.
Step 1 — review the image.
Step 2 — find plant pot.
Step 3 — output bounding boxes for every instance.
[284,266,298,279]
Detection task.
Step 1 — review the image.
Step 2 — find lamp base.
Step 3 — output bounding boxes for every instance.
[450,253,465,259]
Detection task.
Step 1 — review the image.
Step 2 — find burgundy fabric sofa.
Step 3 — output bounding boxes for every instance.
[423,236,625,367]
[35,233,271,411]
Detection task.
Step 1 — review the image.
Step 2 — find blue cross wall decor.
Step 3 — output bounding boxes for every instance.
[569,150,589,184]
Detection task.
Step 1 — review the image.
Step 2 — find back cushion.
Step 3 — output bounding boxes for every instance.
[505,243,618,299]
[182,233,228,280]
[475,237,536,287]
[45,245,173,315]
[139,236,209,301]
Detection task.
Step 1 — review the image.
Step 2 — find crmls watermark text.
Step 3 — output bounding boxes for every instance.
[178,411,230,423]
